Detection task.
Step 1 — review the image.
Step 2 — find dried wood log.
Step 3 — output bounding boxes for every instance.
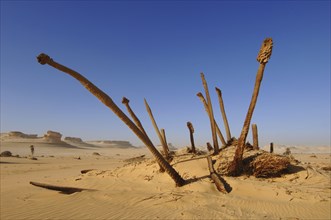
[122,97,148,136]
[81,169,96,174]
[270,142,274,153]
[228,38,273,176]
[197,92,226,146]
[187,122,196,154]
[215,87,232,142]
[30,181,93,194]
[144,99,170,160]
[252,124,259,150]
[37,53,185,187]
[206,156,230,193]
[200,73,219,153]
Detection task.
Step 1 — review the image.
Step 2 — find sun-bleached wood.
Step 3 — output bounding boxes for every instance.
[37,53,185,186]
[144,99,170,160]
[228,38,273,176]
[215,87,232,142]
[197,92,226,146]
[200,73,219,153]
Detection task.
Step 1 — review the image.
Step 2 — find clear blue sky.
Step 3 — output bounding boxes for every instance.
[1,1,330,148]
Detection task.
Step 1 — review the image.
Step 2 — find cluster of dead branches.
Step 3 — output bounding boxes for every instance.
[35,38,287,193]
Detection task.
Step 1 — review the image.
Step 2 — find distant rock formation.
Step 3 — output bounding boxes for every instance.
[64,137,83,143]
[43,130,62,143]
[88,140,135,148]
[8,131,38,139]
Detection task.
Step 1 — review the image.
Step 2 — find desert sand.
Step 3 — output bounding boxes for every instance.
[1,132,330,220]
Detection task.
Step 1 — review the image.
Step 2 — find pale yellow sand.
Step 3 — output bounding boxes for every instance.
[1,136,330,219]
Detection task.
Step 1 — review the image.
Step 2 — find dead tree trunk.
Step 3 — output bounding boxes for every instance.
[197,92,226,147]
[215,87,232,142]
[160,128,171,157]
[122,97,166,171]
[144,99,170,160]
[122,97,148,137]
[227,38,273,176]
[187,122,196,154]
[200,73,219,153]
[37,53,185,187]
[30,181,92,194]
[206,156,229,193]
[252,123,259,150]
[270,142,274,153]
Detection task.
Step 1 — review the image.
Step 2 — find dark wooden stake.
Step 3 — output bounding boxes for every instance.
[270,142,274,153]
[187,122,196,154]
[252,123,259,150]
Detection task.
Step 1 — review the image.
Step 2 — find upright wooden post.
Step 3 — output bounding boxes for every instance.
[251,123,259,150]
[187,122,196,154]
[215,87,232,142]
[160,128,169,154]
[144,99,170,159]
[200,73,219,153]
[228,38,273,176]
[122,97,148,136]
[270,142,274,153]
[197,92,226,146]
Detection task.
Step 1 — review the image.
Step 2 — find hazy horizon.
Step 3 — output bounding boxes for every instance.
[1,1,330,148]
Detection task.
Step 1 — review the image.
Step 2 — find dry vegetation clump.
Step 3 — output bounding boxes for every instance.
[0,151,12,157]
[249,153,290,178]
[214,145,291,178]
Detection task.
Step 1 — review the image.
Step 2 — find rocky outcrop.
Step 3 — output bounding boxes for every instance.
[8,131,38,139]
[88,140,135,148]
[64,137,83,143]
[43,130,62,143]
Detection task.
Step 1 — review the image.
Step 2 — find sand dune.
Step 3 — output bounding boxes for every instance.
[1,132,330,219]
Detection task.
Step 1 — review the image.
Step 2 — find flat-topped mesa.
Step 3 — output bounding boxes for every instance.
[8,131,38,139]
[64,137,83,143]
[43,130,62,143]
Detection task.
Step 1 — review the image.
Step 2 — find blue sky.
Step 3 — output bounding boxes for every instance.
[1,1,330,148]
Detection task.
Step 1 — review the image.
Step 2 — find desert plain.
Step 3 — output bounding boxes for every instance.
[0,131,330,220]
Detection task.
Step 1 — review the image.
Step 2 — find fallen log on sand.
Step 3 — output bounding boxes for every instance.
[81,169,96,174]
[30,181,95,194]
[206,156,231,193]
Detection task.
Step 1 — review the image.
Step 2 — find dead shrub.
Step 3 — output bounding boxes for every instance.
[250,153,290,178]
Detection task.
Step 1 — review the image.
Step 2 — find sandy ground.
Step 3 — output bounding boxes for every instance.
[1,136,330,220]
